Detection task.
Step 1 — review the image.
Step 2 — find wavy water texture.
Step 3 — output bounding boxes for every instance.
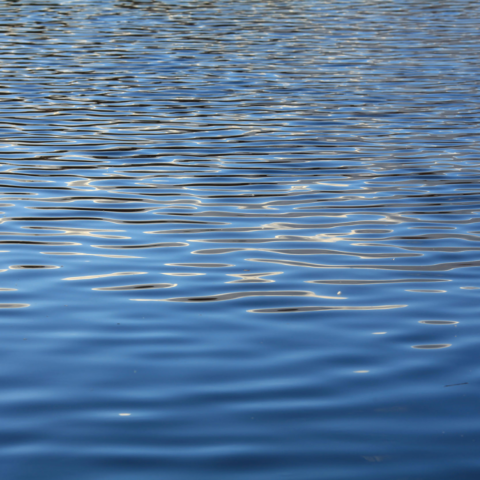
[0,0,479,479]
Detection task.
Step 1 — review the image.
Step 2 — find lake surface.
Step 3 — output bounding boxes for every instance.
[1,0,479,478]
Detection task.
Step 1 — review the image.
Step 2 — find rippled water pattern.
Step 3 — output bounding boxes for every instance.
[1,0,480,478]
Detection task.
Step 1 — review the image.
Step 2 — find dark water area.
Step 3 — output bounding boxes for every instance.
[0,0,479,478]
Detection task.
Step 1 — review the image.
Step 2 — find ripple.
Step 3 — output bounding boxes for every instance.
[162,272,205,277]
[93,283,175,291]
[226,272,282,284]
[63,272,146,281]
[249,304,407,314]
[247,258,480,272]
[0,0,479,478]
[419,320,459,325]
[406,289,446,293]
[133,290,346,303]
[93,242,188,250]
[308,278,448,285]
[0,303,29,309]
[411,344,452,349]
[166,263,233,268]
[42,251,142,258]
[9,265,59,270]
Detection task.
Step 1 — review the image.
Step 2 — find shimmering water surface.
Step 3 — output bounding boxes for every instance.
[1,0,480,478]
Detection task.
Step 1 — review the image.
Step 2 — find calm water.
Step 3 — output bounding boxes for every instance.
[1,0,480,478]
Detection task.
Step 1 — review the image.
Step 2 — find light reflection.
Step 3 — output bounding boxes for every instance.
[94,283,176,291]
[166,263,233,268]
[411,344,452,349]
[226,271,282,284]
[0,303,29,308]
[132,290,346,303]
[419,320,458,325]
[10,265,59,269]
[63,272,146,281]
[247,257,478,272]
[162,272,204,277]
[309,278,448,285]
[250,304,407,313]
[406,289,446,293]
[93,242,188,250]
[42,251,142,258]
[23,226,129,239]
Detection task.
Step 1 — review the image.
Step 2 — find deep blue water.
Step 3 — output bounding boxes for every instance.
[0,0,480,478]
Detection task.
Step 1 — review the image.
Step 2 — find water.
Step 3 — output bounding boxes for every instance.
[0,0,479,478]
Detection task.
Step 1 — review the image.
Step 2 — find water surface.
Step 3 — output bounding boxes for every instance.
[1,0,480,479]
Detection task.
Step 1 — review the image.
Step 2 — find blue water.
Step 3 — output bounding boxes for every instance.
[1,0,480,478]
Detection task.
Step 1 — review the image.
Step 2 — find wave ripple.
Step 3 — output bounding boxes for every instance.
[0,0,479,479]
